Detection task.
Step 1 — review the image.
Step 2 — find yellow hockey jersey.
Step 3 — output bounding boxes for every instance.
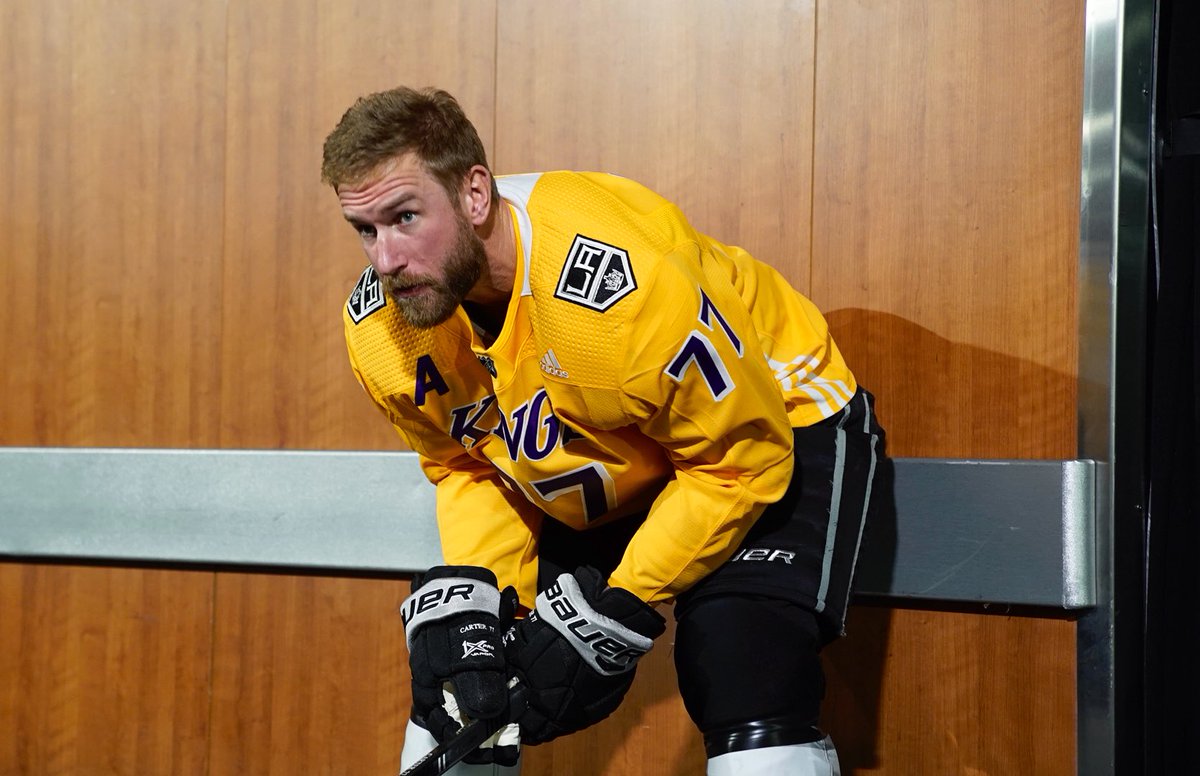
[343,172,856,607]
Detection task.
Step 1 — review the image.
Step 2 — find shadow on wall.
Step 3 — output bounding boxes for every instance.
[824,308,1078,461]
[819,307,1078,773]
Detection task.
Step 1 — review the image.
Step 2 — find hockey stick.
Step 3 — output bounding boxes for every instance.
[398,714,505,776]
[399,685,527,776]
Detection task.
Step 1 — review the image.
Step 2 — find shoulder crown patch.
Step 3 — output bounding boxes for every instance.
[554,235,637,312]
[347,266,386,323]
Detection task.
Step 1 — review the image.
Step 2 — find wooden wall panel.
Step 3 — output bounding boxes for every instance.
[0,3,225,775]
[812,1,1085,773]
[1,0,1092,774]
[0,564,214,775]
[494,0,816,287]
[811,0,1083,460]
[0,0,227,449]
[217,0,498,451]
[823,607,1077,775]
[208,573,410,775]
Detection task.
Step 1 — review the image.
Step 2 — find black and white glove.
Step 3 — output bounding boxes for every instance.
[401,565,520,766]
[503,567,666,744]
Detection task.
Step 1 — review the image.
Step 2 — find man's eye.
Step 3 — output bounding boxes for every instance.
[398,211,416,225]
[355,224,376,240]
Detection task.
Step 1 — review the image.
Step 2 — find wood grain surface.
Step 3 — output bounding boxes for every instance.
[811,2,1085,773]
[1,1,1088,773]
[0,564,214,774]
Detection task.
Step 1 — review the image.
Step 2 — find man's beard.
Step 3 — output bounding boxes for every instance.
[381,218,485,329]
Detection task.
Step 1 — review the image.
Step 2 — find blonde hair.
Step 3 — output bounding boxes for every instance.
[321,86,496,202]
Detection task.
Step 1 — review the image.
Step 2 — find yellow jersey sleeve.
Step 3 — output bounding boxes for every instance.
[549,247,801,602]
[522,173,797,602]
[608,249,796,601]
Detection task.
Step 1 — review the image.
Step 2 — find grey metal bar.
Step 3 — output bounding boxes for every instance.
[1076,0,1121,766]
[1076,0,1154,772]
[0,448,1095,608]
[855,458,1096,609]
[0,448,442,573]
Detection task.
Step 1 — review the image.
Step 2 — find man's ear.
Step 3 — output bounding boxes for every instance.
[461,165,494,226]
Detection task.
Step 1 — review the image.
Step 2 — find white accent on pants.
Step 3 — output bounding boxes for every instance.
[399,719,522,775]
[707,738,842,776]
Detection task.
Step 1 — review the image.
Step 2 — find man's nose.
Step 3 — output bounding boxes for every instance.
[372,227,407,275]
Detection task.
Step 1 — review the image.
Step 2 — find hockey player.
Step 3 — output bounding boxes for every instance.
[321,86,884,776]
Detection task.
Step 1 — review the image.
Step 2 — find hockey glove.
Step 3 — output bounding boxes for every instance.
[401,565,520,766]
[503,566,666,744]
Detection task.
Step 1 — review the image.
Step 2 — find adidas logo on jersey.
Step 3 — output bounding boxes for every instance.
[540,349,569,379]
